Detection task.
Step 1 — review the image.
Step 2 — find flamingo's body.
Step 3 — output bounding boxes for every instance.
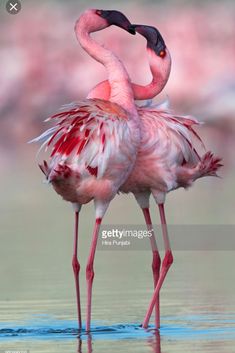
[37,98,137,208]
[31,9,140,331]
[121,106,220,197]
[89,25,222,328]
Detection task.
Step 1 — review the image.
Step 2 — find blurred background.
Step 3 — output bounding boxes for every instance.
[0,1,235,352]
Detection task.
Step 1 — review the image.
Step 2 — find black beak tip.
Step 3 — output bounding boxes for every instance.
[128,25,136,35]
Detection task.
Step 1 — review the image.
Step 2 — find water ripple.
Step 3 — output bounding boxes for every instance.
[0,323,149,340]
[0,314,235,341]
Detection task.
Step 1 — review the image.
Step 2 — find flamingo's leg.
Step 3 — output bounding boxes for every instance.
[86,217,102,332]
[142,203,173,328]
[72,207,82,330]
[142,208,161,328]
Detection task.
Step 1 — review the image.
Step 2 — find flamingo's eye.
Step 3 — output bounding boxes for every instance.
[95,10,103,16]
[159,50,166,58]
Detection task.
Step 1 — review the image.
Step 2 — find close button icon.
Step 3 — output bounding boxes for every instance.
[6,0,22,15]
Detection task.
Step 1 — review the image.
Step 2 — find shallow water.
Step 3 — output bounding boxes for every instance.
[1,313,235,352]
[0,161,235,352]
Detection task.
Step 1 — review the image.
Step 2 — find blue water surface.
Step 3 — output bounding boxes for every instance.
[0,313,235,342]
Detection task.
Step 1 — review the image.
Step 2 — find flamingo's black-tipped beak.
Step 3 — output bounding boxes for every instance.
[132,24,166,57]
[95,10,136,35]
[128,25,136,35]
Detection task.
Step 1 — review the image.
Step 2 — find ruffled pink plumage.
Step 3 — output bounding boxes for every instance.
[32,98,138,204]
[84,85,223,198]
[90,63,222,201]
[119,103,222,197]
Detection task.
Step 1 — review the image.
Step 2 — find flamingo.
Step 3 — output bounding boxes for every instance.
[30,9,140,332]
[88,25,172,329]
[89,24,223,328]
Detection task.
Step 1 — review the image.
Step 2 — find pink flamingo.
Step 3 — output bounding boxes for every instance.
[88,25,172,329]
[31,9,140,332]
[89,24,222,329]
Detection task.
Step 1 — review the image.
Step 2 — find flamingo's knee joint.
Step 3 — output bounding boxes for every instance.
[163,250,173,268]
[152,251,161,271]
[72,256,80,275]
[86,264,95,281]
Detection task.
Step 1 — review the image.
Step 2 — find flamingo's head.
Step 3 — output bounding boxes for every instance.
[76,9,135,34]
[131,25,167,58]
[131,24,172,94]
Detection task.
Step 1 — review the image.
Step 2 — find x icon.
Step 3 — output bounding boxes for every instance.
[6,0,21,14]
[9,3,18,11]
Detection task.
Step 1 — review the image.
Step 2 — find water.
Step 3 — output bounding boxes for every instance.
[0,160,235,352]
[1,313,235,352]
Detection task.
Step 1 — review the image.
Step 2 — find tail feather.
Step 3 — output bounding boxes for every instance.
[176,152,222,189]
[197,152,223,178]
[39,160,78,183]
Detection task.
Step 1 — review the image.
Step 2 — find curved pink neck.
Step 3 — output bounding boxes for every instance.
[88,47,171,101]
[75,19,135,113]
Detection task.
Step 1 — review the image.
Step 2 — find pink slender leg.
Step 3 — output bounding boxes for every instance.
[86,217,102,332]
[72,211,82,330]
[142,204,173,328]
[142,208,161,328]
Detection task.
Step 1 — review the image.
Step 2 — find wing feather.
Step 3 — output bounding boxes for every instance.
[137,103,203,165]
[31,99,129,178]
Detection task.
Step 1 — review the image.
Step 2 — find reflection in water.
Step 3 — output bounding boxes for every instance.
[77,337,83,353]
[77,330,162,353]
[0,315,235,353]
[147,331,161,353]
[77,334,92,353]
